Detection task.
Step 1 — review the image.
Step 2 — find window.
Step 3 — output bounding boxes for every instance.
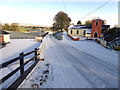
[83,30,86,35]
[77,30,79,34]
[96,22,98,26]
[94,32,98,38]
[71,30,72,34]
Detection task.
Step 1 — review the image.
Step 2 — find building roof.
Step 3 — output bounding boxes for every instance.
[0,30,10,35]
[92,17,102,21]
[102,25,110,29]
[28,29,44,31]
[84,29,92,33]
[68,25,92,29]
[69,24,110,30]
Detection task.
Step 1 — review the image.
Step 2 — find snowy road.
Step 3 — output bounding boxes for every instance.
[43,34,118,88]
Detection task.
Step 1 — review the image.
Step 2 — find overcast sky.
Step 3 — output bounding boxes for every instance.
[0,0,119,27]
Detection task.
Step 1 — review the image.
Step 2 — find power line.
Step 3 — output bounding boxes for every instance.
[80,0,112,20]
[62,0,67,12]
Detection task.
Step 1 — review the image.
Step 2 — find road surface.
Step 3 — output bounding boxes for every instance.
[43,34,118,88]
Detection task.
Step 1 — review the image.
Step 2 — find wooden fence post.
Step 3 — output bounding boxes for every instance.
[35,48,37,61]
[19,52,24,75]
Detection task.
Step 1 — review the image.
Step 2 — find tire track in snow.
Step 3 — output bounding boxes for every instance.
[47,35,91,88]
[44,35,70,88]
[49,35,118,88]
[52,35,118,74]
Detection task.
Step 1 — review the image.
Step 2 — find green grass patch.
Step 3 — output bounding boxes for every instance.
[18,27,29,31]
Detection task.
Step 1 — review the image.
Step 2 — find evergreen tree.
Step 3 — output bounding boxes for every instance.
[53,11,71,31]
[77,21,82,25]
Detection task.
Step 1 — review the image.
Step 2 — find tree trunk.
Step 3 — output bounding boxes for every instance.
[61,29,62,32]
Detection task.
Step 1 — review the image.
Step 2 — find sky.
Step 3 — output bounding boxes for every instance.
[0,0,119,27]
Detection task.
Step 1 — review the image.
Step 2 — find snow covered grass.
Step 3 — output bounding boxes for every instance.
[19,61,51,88]
[1,39,41,63]
[62,32,118,66]
[0,39,41,89]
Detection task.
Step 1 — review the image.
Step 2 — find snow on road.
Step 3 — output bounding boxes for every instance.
[45,35,118,88]
[20,33,118,88]
[62,32,118,66]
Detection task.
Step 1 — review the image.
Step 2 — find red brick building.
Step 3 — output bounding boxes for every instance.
[0,35,4,44]
[92,19,103,38]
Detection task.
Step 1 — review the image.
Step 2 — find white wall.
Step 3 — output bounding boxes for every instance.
[68,29,85,37]
[85,33,91,38]
[3,34,10,43]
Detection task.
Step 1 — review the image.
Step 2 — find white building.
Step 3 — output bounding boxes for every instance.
[0,30,10,44]
[68,25,92,39]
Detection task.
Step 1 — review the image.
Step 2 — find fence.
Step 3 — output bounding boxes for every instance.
[0,48,40,89]
[41,32,49,37]
[97,38,107,47]
[108,37,120,50]
[68,34,80,41]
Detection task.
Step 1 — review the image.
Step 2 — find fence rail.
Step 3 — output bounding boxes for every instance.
[108,37,120,49]
[0,48,40,89]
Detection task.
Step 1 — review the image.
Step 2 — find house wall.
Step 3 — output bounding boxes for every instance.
[85,33,91,38]
[34,36,42,42]
[3,34,10,43]
[68,29,85,37]
[0,35,4,43]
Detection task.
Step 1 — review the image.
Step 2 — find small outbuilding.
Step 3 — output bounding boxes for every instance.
[34,36,42,42]
[0,30,10,44]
